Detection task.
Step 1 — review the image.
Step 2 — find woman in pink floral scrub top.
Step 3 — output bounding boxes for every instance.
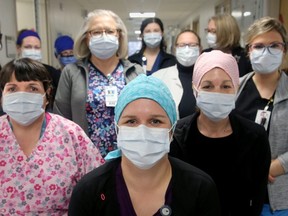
[0,58,104,215]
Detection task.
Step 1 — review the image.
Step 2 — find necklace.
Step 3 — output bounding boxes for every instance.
[197,118,232,137]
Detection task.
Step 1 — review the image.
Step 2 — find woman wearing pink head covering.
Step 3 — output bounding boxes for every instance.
[170,50,271,216]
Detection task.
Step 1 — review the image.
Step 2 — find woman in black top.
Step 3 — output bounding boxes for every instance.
[170,50,271,216]
[128,17,176,75]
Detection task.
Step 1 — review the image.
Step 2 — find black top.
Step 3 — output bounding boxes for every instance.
[43,63,61,110]
[235,77,273,133]
[128,50,176,75]
[170,112,271,216]
[68,157,221,216]
[202,46,252,77]
[177,63,196,118]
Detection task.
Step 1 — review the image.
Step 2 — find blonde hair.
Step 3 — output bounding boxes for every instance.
[245,16,287,53]
[74,9,128,60]
[211,14,241,50]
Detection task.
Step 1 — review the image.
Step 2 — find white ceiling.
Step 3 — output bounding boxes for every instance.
[74,0,211,40]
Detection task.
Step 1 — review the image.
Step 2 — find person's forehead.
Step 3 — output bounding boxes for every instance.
[144,23,161,31]
[177,32,199,44]
[200,68,231,81]
[89,16,117,29]
[21,36,41,46]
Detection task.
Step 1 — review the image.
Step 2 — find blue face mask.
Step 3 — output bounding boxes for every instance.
[59,55,77,66]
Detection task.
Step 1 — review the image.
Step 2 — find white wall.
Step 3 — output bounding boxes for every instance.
[0,0,17,67]
[25,0,280,67]
[177,0,218,49]
[46,0,85,68]
[16,0,49,64]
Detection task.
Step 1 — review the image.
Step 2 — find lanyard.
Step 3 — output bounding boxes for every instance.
[264,96,274,111]
[8,115,47,139]
[260,96,274,126]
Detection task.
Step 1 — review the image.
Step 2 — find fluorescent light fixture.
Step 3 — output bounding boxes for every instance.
[134,30,141,34]
[231,11,242,18]
[243,11,251,17]
[129,12,156,18]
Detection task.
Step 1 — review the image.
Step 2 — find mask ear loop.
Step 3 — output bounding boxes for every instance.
[192,84,199,98]
[168,122,177,143]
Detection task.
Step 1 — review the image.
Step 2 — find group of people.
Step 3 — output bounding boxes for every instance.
[0,7,287,216]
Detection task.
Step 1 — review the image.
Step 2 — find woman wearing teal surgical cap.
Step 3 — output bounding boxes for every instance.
[68,74,221,215]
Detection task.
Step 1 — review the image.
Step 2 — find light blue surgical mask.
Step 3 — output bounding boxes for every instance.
[21,49,42,61]
[250,49,283,74]
[89,34,119,59]
[143,32,162,48]
[176,46,199,67]
[116,124,173,169]
[59,55,77,66]
[206,33,217,48]
[196,91,235,122]
[3,92,45,126]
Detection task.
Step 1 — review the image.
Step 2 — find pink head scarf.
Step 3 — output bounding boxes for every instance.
[193,50,239,89]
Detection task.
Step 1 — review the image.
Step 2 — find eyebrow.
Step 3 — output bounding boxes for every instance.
[201,80,233,84]
[120,114,168,119]
[5,82,41,87]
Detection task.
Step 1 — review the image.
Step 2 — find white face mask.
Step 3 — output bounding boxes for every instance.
[206,33,217,48]
[89,34,119,59]
[117,124,172,169]
[3,92,45,126]
[143,32,162,48]
[21,49,42,61]
[196,91,235,122]
[176,46,200,67]
[250,49,283,74]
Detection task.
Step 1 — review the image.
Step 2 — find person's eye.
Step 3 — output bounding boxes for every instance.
[252,44,265,50]
[124,119,137,126]
[201,85,212,89]
[7,87,16,92]
[24,45,33,49]
[30,86,39,92]
[107,29,115,35]
[270,43,283,49]
[91,30,102,36]
[223,85,232,89]
[150,119,162,125]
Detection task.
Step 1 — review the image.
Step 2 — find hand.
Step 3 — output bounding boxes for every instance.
[268,159,285,183]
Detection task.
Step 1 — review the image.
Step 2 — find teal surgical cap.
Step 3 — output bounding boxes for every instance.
[115,74,177,125]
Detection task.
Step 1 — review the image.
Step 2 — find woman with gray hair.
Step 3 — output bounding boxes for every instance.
[54,9,144,158]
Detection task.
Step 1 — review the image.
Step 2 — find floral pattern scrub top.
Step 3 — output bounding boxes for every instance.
[86,61,125,158]
[0,113,104,215]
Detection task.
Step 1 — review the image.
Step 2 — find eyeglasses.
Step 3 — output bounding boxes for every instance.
[205,28,216,34]
[89,28,119,37]
[176,43,199,48]
[249,42,285,55]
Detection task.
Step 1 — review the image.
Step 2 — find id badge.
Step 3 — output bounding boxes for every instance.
[255,109,271,130]
[105,85,118,107]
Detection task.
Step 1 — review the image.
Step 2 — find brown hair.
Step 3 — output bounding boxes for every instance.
[210,14,241,50]
[245,16,288,53]
[0,58,53,104]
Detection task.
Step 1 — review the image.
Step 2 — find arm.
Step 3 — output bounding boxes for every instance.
[53,65,73,119]
[68,182,91,216]
[196,179,221,216]
[251,128,271,215]
[269,157,286,183]
[72,124,105,181]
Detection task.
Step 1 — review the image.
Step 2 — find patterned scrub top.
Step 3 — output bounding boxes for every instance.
[0,113,104,216]
[86,61,125,158]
